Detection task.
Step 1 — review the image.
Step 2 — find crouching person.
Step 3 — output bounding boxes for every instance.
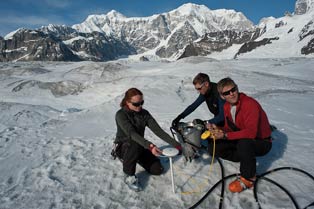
[114,88,181,192]
[206,77,272,193]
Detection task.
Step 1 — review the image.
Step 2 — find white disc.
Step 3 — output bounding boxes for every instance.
[162,147,179,157]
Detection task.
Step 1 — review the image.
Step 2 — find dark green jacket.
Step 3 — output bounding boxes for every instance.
[115,107,180,149]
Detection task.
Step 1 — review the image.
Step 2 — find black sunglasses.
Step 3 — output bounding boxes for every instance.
[131,100,144,107]
[222,86,238,96]
[195,83,205,91]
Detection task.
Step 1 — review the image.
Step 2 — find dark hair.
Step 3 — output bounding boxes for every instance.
[217,77,237,94]
[193,73,210,85]
[120,88,143,107]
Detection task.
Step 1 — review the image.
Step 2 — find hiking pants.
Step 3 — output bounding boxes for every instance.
[208,138,272,179]
[117,140,163,176]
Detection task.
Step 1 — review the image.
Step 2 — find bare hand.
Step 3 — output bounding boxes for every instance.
[213,130,224,140]
[151,146,162,156]
[206,123,214,131]
[205,124,224,140]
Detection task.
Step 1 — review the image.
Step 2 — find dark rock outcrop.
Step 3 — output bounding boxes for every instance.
[299,20,314,41]
[275,21,285,28]
[12,79,85,97]
[0,27,136,62]
[0,29,80,62]
[288,28,294,33]
[178,29,261,59]
[156,21,199,58]
[139,56,149,61]
[234,37,279,58]
[301,37,314,54]
[295,0,312,15]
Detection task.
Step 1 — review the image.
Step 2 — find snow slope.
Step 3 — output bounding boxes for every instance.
[210,9,314,59]
[0,57,314,209]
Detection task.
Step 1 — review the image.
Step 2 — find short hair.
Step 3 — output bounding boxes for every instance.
[120,88,143,107]
[193,73,210,85]
[217,77,237,94]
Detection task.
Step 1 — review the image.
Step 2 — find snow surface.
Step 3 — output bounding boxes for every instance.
[0,57,314,209]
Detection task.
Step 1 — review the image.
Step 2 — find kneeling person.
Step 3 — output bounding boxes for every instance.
[206,77,272,193]
[114,88,181,192]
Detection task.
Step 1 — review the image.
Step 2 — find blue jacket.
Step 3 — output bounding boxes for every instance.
[179,82,225,126]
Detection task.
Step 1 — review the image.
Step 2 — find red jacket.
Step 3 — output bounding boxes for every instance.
[223,93,271,140]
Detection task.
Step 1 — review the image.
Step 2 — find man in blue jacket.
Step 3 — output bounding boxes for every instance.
[172,73,225,128]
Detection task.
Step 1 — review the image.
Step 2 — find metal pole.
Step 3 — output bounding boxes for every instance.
[169,156,175,193]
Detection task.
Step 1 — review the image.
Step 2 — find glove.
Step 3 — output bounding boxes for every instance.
[172,115,182,129]
[193,118,204,125]
[182,143,197,162]
[193,118,206,130]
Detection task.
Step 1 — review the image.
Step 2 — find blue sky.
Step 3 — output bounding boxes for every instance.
[0,0,296,37]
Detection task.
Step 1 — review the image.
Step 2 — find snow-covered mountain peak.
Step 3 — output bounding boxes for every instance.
[3,2,314,62]
[85,14,106,22]
[46,24,66,30]
[168,4,253,32]
[72,14,108,33]
[72,10,127,34]
[72,3,254,41]
[40,24,75,34]
[258,16,276,27]
[214,9,252,24]
[170,3,211,16]
[106,10,126,19]
[168,3,250,25]
[4,28,28,40]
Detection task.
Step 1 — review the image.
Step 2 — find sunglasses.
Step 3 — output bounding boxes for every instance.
[195,83,205,91]
[131,100,144,107]
[222,86,238,96]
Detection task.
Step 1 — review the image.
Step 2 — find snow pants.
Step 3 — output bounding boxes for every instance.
[208,138,272,179]
[116,140,163,176]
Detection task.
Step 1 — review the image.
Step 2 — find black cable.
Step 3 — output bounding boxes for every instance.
[254,176,300,209]
[189,158,226,209]
[170,127,314,209]
[254,167,314,209]
[257,167,314,181]
[189,173,237,209]
[189,166,314,209]
[303,201,314,209]
[171,125,227,208]
[217,158,225,209]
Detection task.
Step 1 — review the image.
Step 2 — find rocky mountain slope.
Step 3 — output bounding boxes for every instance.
[0,1,313,61]
[180,0,314,59]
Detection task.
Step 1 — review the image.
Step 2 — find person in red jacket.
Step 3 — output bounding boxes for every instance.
[206,77,272,193]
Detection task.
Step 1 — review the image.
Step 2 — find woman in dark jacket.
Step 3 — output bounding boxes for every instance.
[114,88,181,192]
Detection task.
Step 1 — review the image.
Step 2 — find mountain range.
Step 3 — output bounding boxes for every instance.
[0,0,314,62]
